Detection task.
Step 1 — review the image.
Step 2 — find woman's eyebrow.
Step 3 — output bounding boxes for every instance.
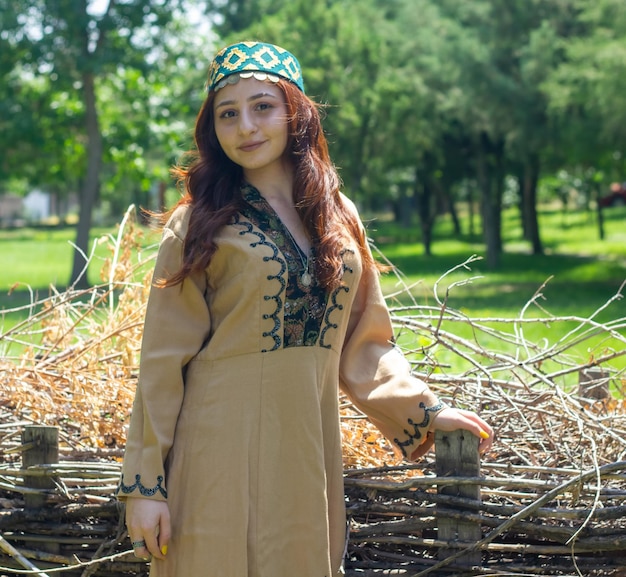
[215,92,279,109]
[214,98,236,109]
[248,91,279,101]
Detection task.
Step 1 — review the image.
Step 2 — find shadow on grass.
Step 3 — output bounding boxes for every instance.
[0,287,55,330]
[378,246,625,320]
[377,244,625,284]
[383,271,624,316]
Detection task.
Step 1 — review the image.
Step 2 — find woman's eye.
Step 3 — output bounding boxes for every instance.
[256,102,272,111]
[220,110,236,119]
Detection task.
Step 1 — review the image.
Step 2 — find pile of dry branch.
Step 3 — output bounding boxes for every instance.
[0,207,625,576]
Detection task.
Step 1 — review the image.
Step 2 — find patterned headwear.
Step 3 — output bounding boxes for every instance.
[207,41,304,93]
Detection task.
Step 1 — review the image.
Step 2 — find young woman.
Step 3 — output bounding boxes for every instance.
[118,41,493,577]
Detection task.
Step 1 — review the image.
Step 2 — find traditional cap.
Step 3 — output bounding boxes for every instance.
[207,41,304,93]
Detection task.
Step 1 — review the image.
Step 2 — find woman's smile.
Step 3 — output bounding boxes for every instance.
[239,139,266,152]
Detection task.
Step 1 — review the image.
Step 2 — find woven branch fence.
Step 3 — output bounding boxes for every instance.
[1,207,625,576]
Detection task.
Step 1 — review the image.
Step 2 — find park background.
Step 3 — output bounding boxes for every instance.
[0,0,624,367]
[0,1,626,575]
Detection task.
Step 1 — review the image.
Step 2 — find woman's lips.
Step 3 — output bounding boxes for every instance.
[239,140,265,152]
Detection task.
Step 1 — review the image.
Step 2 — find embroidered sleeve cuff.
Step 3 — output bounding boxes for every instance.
[393,400,448,460]
[117,473,168,500]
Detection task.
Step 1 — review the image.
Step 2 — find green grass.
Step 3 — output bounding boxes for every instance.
[0,224,161,330]
[368,204,626,316]
[0,226,112,288]
[1,206,623,318]
[0,206,624,375]
[363,204,626,379]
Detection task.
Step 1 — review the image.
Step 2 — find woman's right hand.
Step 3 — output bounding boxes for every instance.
[125,497,171,561]
[432,407,494,454]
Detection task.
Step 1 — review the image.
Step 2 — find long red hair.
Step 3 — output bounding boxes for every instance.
[164,78,375,290]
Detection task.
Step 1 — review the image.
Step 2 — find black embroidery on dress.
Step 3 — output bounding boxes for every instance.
[319,285,349,349]
[233,214,285,352]
[119,474,167,498]
[393,401,446,458]
[320,251,354,349]
[340,248,354,276]
[240,184,328,349]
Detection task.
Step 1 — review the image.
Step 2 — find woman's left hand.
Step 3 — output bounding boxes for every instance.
[431,407,494,454]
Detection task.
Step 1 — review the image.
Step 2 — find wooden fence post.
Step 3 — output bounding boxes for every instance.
[21,425,60,554]
[578,367,610,400]
[435,428,481,567]
[21,425,59,508]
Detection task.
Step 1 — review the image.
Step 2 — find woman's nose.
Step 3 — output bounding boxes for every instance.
[238,110,257,134]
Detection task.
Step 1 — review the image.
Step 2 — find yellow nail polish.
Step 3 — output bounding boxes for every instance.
[479,430,490,439]
[161,545,168,556]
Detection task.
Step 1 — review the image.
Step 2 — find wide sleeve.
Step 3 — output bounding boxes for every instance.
[117,211,211,501]
[339,220,445,461]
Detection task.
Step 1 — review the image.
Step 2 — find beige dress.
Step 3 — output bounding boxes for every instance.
[118,185,443,577]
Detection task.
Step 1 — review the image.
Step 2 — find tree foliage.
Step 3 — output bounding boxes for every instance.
[545,0,626,172]
[1,0,624,274]
[0,0,206,286]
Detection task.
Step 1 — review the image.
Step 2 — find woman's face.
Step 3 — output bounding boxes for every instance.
[213,77,289,178]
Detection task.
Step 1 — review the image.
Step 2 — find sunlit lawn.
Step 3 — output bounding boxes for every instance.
[367,204,626,378]
[0,226,124,287]
[0,224,161,330]
[0,204,624,374]
[371,204,626,318]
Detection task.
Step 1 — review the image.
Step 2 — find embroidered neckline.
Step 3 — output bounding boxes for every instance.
[233,214,284,351]
[240,183,330,348]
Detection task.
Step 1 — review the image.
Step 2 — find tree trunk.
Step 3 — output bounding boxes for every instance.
[442,184,461,236]
[521,155,543,255]
[70,70,102,288]
[448,197,461,237]
[414,168,434,256]
[349,97,375,212]
[476,133,502,269]
[494,146,504,255]
[394,184,413,228]
[468,186,476,239]
[481,195,500,269]
[518,170,528,241]
[596,189,605,241]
